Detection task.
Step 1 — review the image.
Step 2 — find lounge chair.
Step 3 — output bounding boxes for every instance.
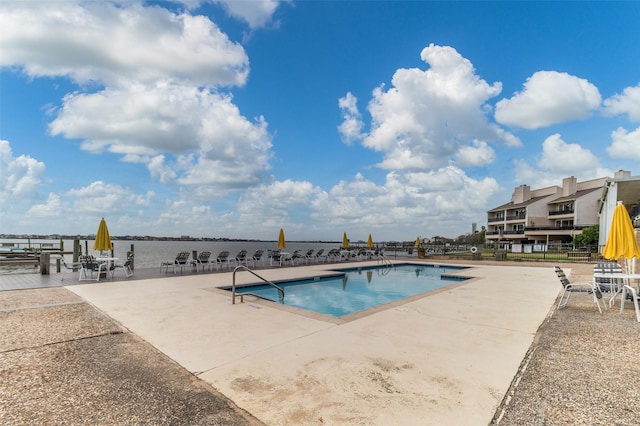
[303,249,315,264]
[215,251,231,269]
[191,251,213,272]
[313,249,325,263]
[291,250,304,265]
[325,248,341,262]
[161,251,190,274]
[555,266,604,314]
[249,250,264,267]
[234,250,249,267]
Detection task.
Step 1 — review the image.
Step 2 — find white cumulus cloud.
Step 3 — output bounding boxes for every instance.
[538,134,599,173]
[337,92,364,145]
[309,167,500,237]
[215,0,285,29]
[454,140,496,167]
[49,82,273,191]
[235,179,319,230]
[514,134,611,188]
[0,140,46,201]
[1,2,277,196]
[342,44,519,172]
[65,180,153,214]
[603,84,640,122]
[608,126,640,160]
[0,2,248,88]
[495,71,601,129]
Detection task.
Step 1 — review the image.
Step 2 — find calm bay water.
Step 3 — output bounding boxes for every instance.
[0,239,350,275]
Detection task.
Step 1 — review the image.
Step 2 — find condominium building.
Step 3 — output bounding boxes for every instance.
[485,170,638,247]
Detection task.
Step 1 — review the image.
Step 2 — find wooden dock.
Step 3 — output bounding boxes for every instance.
[0,266,200,291]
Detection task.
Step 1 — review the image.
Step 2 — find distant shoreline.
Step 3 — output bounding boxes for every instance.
[0,235,343,244]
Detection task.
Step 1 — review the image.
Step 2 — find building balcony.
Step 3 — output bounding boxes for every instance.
[487,230,524,235]
[487,217,504,223]
[548,210,574,216]
[525,225,586,231]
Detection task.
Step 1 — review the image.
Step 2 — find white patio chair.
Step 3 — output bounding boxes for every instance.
[555,266,604,314]
[280,251,294,266]
[79,255,108,281]
[110,253,134,278]
[620,285,640,322]
[60,256,82,272]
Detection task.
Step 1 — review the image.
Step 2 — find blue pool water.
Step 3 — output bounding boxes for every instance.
[229,263,470,317]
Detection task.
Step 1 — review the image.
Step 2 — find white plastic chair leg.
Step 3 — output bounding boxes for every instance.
[620,285,640,322]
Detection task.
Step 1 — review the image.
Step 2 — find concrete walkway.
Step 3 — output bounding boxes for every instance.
[67,261,559,425]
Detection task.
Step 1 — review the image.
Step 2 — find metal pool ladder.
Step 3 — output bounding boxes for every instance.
[231,265,284,304]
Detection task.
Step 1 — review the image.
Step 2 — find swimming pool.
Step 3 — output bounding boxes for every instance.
[227,263,470,317]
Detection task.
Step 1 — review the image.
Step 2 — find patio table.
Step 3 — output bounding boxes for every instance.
[593,272,640,309]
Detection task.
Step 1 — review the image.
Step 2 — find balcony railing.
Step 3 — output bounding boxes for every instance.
[549,210,574,216]
[487,225,589,235]
[488,217,504,223]
[506,214,526,221]
[525,225,586,231]
[486,230,524,235]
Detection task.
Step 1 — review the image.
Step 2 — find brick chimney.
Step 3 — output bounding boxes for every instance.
[561,176,577,196]
[512,184,531,204]
[614,170,631,179]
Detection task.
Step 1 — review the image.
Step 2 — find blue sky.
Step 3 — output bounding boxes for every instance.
[1,1,639,242]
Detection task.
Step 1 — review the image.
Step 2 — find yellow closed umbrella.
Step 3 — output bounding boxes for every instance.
[415,237,421,248]
[93,217,112,254]
[342,232,349,249]
[602,202,640,271]
[277,228,286,249]
[367,234,374,249]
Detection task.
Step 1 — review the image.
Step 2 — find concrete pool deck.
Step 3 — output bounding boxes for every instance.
[65,260,560,425]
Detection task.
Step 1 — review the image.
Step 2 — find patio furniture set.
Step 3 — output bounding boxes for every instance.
[555,263,640,322]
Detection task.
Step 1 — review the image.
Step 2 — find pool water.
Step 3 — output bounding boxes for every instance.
[229,263,470,317]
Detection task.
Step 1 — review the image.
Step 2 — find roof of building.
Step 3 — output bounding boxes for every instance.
[548,187,601,204]
[487,195,552,212]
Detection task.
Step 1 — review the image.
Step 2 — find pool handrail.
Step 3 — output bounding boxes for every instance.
[231,265,284,304]
[378,254,392,266]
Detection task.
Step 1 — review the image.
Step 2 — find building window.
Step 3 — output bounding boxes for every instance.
[555,219,574,228]
[558,202,573,212]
